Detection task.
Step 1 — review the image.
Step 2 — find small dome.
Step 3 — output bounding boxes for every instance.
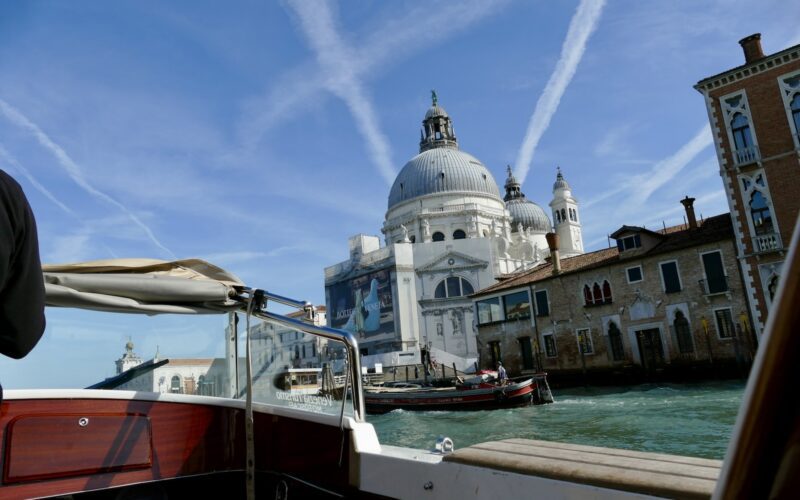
[388,148,502,209]
[553,168,570,191]
[507,198,551,233]
[425,104,449,119]
[125,340,134,352]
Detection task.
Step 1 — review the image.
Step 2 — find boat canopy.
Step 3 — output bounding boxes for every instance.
[43,258,246,315]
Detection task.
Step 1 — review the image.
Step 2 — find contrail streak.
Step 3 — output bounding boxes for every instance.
[515,0,605,184]
[0,144,75,216]
[288,0,396,186]
[0,99,175,258]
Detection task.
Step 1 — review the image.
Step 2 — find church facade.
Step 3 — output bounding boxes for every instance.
[324,95,583,368]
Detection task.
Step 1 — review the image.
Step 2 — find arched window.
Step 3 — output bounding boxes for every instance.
[453,229,466,240]
[409,235,416,243]
[560,209,566,222]
[170,375,181,393]
[555,211,561,224]
[434,276,474,299]
[750,191,773,235]
[731,112,753,151]
[602,280,612,304]
[768,275,779,302]
[608,322,624,361]
[674,310,693,354]
[583,285,592,306]
[592,283,603,305]
[432,231,445,242]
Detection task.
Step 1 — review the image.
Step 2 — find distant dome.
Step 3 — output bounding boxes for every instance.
[553,168,570,191]
[388,148,502,209]
[503,165,551,233]
[507,198,551,233]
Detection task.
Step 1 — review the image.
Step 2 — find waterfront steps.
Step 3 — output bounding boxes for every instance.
[443,438,721,499]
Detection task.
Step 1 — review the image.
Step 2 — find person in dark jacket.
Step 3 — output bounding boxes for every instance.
[0,169,46,359]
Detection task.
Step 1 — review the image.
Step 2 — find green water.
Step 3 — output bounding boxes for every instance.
[368,381,746,459]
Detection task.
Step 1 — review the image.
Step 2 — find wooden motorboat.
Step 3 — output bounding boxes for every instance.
[1,216,798,500]
[364,375,552,414]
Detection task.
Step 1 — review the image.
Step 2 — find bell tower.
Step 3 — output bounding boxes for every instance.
[549,167,583,257]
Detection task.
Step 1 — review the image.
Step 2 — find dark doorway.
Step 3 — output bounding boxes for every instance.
[635,328,665,372]
[519,337,534,370]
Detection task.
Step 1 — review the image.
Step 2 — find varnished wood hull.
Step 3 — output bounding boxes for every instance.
[0,392,370,499]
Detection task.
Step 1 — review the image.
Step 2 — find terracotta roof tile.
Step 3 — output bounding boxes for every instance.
[472,213,733,297]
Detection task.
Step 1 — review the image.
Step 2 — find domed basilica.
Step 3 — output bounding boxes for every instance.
[325,94,583,368]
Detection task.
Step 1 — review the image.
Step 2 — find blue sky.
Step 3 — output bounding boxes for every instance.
[2,0,798,388]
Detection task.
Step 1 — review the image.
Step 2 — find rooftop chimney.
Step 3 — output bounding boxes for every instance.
[545,232,561,274]
[739,33,765,64]
[680,196,697,229]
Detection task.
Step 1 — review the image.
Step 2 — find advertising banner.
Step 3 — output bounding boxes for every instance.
[327,268,395,340]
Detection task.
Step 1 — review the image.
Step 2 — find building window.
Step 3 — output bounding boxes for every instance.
[170,375,182,393]
[779,72,800,146]
[608,322,625,361]
[432,231,445,242]
[749,191,774,235]
[701,251,728,294]
[554,210,561,224]
[731,113,754,151]
[584,281,612,306]
[714,309,735,339]
[434,276,474,299]
[602,281,613,303]
[433,276,474,299]
[534,289,549,317]
[791,94,800,137]
[660,261,682,293]
[626,266,643,283]
[722,93,759,165]
[543,334,557,358]
[576,328,593,355]
[673,310,694,353]
[768,275,779,302]
[503,291,531,320]
[453,229,466,240]
[616,234,641,252]
[477,297,502,324]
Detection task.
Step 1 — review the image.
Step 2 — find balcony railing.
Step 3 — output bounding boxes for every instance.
[699,276,729,295]
[753,232,783,254]
[733,145,760,166]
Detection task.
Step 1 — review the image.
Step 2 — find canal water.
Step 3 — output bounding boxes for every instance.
[368,380,746,459]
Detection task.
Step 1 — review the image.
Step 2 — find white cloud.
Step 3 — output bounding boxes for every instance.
[515,0,606,184]
[0,98,175,259]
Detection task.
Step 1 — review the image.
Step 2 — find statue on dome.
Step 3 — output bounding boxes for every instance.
[431,89,438,106]
[400,224,410,243]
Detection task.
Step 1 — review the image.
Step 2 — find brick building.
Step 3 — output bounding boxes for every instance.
[471,202,754,385]
[694,34,800,337]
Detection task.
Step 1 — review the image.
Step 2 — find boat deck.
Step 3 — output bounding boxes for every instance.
[443,438,721,499]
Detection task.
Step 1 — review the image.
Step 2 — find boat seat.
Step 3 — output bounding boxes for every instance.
[442,438,721,499]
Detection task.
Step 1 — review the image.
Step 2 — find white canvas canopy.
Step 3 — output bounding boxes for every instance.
[43,258,246,315]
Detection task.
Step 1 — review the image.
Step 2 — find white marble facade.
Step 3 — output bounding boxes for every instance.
[325,95,583,365]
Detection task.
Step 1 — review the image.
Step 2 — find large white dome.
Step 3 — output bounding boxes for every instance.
[387,148,502,209]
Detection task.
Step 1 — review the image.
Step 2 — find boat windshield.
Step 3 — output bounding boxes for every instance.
[40,308,356,419]
[242,315,355,418]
